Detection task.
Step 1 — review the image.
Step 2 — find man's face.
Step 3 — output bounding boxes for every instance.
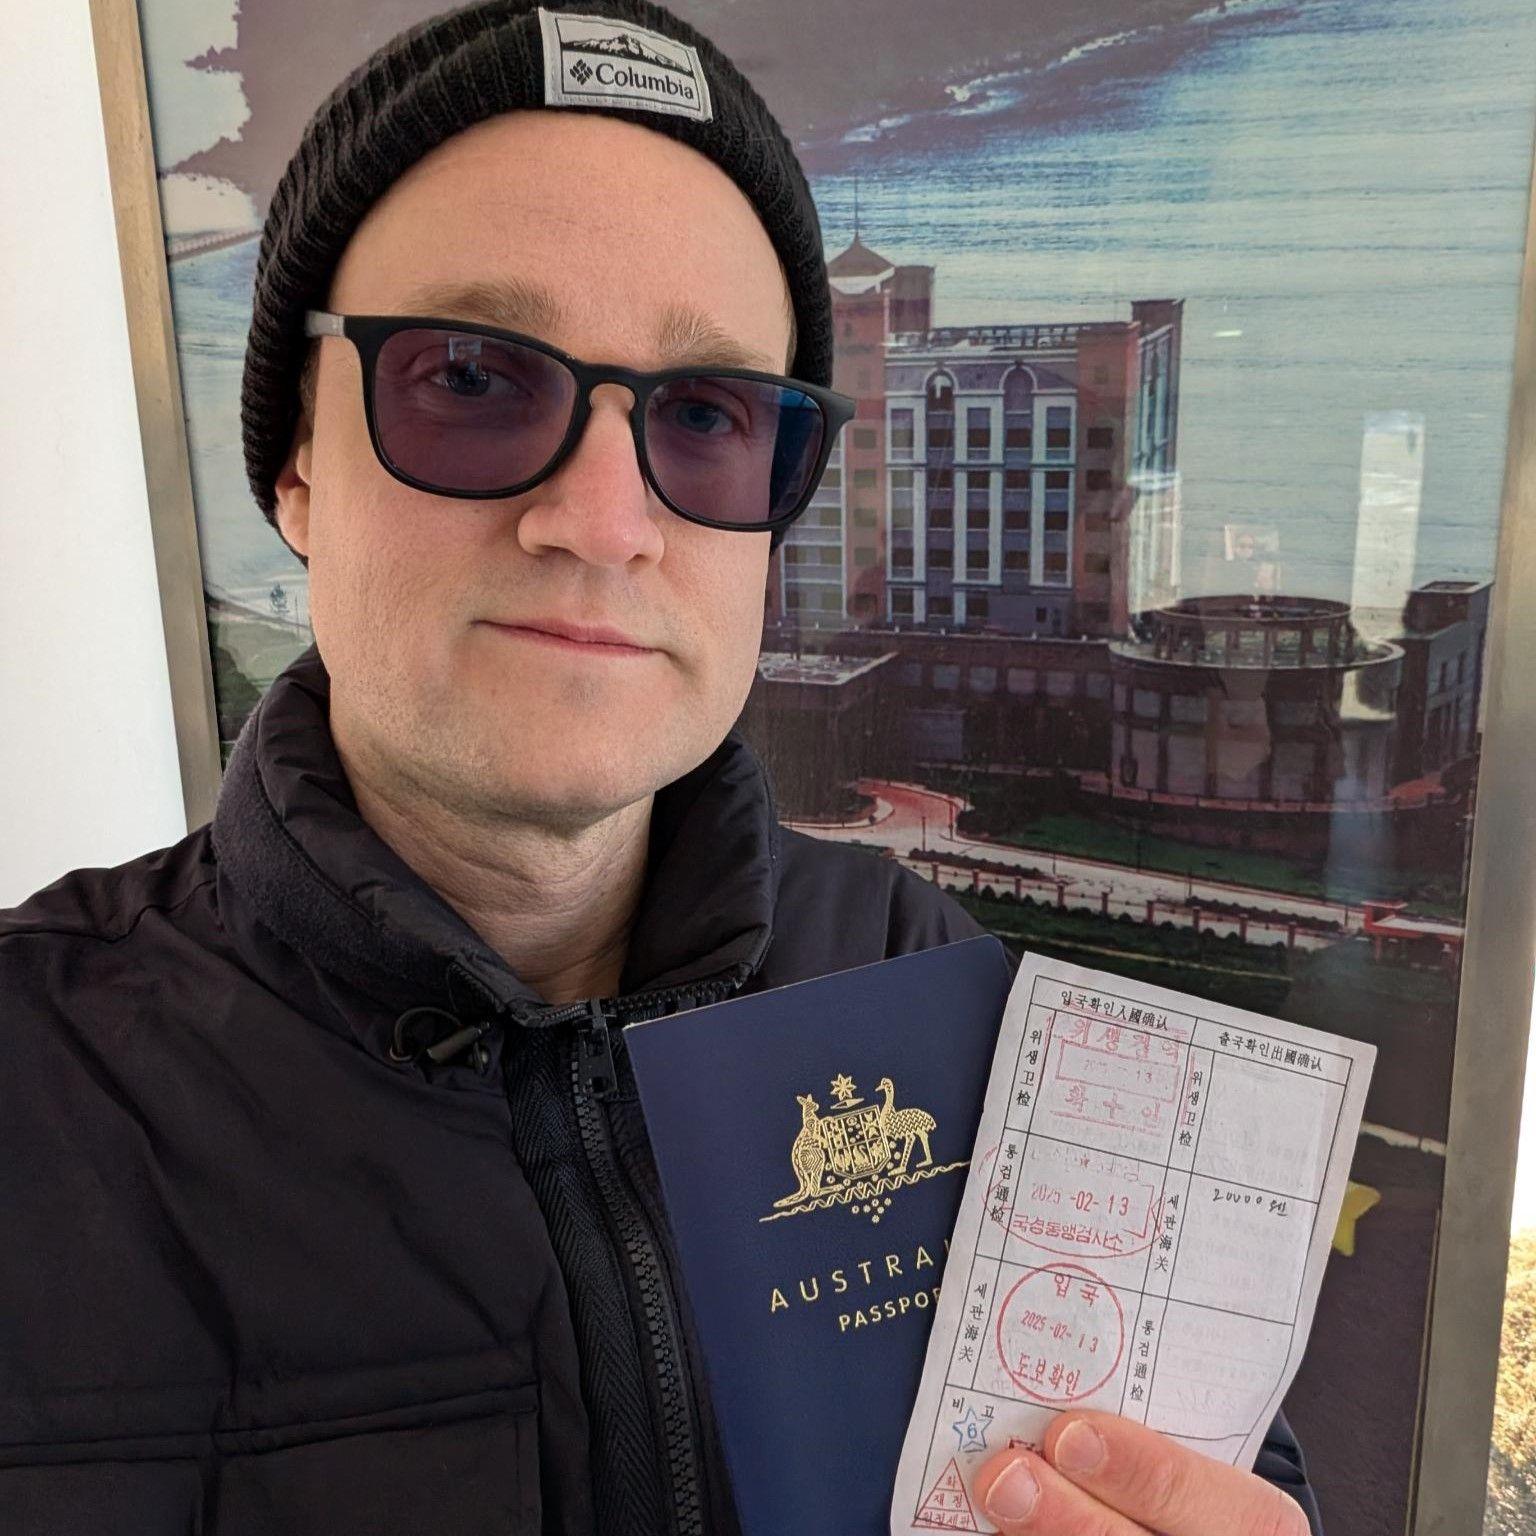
[274,110,795,830]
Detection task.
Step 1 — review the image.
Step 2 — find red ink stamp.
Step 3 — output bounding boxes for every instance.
[913,1457,980,1530]
[1002,1139,1166,1261]
[994,1261,1124,1405]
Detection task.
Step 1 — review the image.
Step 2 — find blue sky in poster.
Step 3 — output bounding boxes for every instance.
[145,0,1536,617]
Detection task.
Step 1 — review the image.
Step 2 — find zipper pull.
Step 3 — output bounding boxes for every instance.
[578,998,619,1099]
[424,1017,492,1070]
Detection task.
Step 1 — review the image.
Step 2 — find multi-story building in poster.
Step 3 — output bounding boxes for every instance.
[751,232,1483,863]
[767,230,1183,639]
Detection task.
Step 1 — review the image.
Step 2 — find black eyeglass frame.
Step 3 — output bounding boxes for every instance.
[303,309,857,534]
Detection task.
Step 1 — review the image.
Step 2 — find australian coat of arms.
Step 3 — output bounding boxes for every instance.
[761,1073,968,1226]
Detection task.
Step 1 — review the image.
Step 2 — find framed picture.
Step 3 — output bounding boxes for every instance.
[97,0,1536,1529]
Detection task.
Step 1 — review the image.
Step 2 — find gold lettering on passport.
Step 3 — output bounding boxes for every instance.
[765,1237,954,1318]
[762,1073,968,1226]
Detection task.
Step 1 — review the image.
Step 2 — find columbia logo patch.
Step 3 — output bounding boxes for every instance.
[537,7,713,123]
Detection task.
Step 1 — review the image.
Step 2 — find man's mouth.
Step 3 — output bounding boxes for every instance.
[478,618,658,657]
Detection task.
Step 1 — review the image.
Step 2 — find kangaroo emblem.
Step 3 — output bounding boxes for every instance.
[762,1072,965,1226]
[772,1093,827,1207]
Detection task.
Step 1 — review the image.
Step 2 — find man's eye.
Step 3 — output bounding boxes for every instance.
[672,399,740,434]
[435,362,517,398]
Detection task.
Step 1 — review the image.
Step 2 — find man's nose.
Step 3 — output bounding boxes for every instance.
[513,381,666,566]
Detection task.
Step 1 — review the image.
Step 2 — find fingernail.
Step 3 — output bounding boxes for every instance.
[1055,1420,1106,1474]
[983,1458,1039,1522]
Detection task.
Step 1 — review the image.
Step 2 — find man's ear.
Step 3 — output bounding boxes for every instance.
[273,421,314,561]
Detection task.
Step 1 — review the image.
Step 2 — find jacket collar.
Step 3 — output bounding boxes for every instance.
[211,644,780,1072]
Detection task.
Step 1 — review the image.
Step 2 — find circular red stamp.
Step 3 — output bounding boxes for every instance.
[994,1261,1124,1405]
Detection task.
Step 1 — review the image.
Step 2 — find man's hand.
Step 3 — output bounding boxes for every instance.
[971,1410,1310,1536]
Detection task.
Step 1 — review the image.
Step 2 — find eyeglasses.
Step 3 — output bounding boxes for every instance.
[302,310,856,534]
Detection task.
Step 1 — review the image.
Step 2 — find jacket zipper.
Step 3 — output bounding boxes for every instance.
[545,970,745,1535]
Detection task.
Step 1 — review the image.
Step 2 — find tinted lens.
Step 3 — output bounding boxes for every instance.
[645,375,826,526]
[371,327,577,492]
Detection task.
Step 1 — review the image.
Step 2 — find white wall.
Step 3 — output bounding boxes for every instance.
[0,0,187,908]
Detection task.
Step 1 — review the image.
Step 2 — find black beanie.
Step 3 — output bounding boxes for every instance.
[241,0,832,555]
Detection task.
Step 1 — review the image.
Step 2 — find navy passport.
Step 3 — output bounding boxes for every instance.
[623,935,1013,1535]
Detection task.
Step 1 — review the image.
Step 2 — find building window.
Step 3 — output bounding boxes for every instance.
[1004,548,1030,570]
[1085,469,1112,492]
[1044,551,1068,577]
[928,544,953,570]
[786,588,802,609]
[929,503,953,529]
[853,426,878,450]
[1036,606,1050,624]
[1005,420,1033,452]
[967,546,989,576]
[891,409,914,455]
[930,596,953,620]
[854,505,878,528]
[1085,552,1111,574]
[1006,668,1036,695]
[819,466,842,490]
[967,407,991,456]
[1044,508,1069,531]
[783,545,802,564]
[967,485,990,515]
[932,663,960,689]
[899,660,923,685]
[891,467,915,505]
[1087,425,1114,450]
[854,545,876,567]
[818,546,840,565]
[925,375,955,454]
[853,467,877,488]
[969,663,996,689]
[816,505,840,527]
[1046,670,1076,698]
[1004,507,1031,533]
[1046,405,1072,456]
[1004,468,1030,494]
[891,506,913,533]
[891,589,914,618]
[969,596,991,626]
[929,466,954,494]
[1133,688,1162,720]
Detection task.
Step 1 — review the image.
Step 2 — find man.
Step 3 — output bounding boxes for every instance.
[0,2,1320,1532]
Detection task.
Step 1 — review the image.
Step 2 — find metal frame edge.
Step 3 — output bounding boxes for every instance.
[1412,124,1536,1536]
[87,0,223,831]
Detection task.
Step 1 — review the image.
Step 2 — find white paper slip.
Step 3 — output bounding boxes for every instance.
[892,952,1375,1534]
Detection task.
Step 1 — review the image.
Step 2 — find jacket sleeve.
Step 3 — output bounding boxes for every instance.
[1255,1407,1323,1533]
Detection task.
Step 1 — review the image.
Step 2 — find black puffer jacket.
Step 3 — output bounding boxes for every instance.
[0,645,1322,1534]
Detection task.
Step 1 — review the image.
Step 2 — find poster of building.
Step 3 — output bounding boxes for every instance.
[135,0,1536,1529]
